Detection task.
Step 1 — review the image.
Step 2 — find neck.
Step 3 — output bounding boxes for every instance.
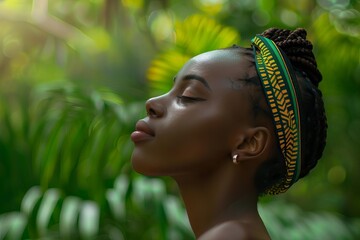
[173,163,260,238]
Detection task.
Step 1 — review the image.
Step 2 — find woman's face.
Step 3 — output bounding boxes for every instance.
[131,49,255,177]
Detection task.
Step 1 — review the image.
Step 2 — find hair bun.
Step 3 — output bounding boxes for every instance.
[260,28,322,87]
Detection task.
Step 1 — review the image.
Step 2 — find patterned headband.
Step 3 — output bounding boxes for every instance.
[251,35,302,194]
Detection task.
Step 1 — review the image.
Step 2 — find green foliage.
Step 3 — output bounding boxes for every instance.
[283,6,360,217]
[2,181,360,239]
[0,0,360,239]
[147,15,240,95]
[0,176,194,239]
[0,82,146,210]
[260,201,360,240]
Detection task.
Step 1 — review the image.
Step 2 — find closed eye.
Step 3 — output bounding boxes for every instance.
[176,95,206,104]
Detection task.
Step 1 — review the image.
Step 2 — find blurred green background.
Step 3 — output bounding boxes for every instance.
[0,0,359,239]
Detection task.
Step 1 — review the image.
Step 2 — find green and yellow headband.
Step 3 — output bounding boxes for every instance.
[251,35,302,194]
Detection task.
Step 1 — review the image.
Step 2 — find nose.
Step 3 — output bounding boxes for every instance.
[145,95,166,118]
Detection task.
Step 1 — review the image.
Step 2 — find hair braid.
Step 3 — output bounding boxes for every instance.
[261,28,322,86]
[260,28,328,181]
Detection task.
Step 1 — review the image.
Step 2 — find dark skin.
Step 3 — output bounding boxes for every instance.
[131,49,275,239]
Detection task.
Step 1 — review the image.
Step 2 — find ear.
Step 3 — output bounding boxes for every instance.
[233,127,270,162]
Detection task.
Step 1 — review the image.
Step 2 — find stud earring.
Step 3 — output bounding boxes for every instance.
[232,154,239,164]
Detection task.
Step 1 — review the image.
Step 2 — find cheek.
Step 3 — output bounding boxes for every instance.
[132,103,236,176]
[166,105,232,151]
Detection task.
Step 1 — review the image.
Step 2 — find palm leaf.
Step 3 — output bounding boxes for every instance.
[0,175,194,239]
[1,182,359,239]
[147,15,240,96]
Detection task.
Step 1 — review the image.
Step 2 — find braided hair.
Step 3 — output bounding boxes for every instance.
[241,28,328,194]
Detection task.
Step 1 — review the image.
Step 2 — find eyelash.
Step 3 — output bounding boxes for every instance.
[176,95,205,104]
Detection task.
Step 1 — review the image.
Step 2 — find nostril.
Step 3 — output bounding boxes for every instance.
[147,107,157,118]
[145,96,166,118]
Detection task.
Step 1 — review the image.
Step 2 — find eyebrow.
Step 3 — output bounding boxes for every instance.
[173,74,212,91]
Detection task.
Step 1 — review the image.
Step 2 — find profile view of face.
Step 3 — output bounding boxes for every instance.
[131,49,254,177]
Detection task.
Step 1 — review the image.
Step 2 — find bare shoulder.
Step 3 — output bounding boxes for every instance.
[198,220,270,240]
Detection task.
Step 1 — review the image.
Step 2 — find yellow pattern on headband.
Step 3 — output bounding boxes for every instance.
[252,35,302,194]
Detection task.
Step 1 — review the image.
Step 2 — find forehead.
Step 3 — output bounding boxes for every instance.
[177,49,251,86]
[191,49,242,63]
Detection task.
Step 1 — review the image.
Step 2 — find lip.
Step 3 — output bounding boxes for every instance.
[130,120,155,143]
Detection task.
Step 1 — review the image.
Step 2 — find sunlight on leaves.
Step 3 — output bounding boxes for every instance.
[0,1,360,239]
[79,201,100,238]
[259,201,357,240]
[147,14,240,95]
[20,186,42,217]
[174,15,240,55]
[195,0,225,15]
[148,10,175,42]
[0,212,27,239]
[59,197,81,237]
[36,189,61,235]
[122,0,143,10]
[0,0,30,10]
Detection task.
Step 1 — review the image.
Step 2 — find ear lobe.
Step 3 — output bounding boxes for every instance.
[233,127,270,162]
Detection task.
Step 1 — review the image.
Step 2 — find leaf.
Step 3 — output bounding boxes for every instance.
[0,212,27,240]
[163,196,191,233]
[59,196,81,237]
[20,186,42,216]
[147,14,240,96]
[106,176,129,220]
[174,15,240,54]
[259,201,358,240]
[36,188,61,236]
[79,201,100,238]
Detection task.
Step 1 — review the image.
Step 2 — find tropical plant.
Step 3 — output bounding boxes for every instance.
[0,175,194,240]
[0,83,140,206]
[147,14,240,95]
[1,0,360,239]
[2,180,360,239]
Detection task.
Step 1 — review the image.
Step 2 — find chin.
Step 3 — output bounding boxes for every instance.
[131,155,147,174]
[131,154,162,177]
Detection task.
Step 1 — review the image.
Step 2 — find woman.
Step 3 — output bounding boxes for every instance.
[130,28,327,239]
